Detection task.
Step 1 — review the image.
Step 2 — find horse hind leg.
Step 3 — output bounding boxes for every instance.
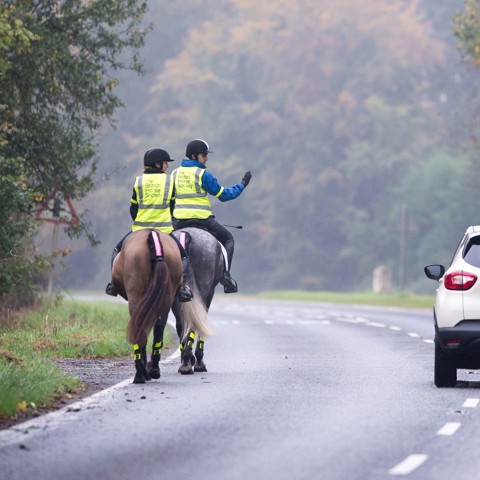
[133,343,151,384]
[146,317,165,380]
[178,331,196,375]
[194,338,207,373]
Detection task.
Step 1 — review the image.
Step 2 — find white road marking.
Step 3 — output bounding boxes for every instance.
[390,326,402,331]
[407,332,420,338]
[389,454,428,475]
[334,317,365,324]
[423,339,434,344]
[437,422,461,436]
[354,317,369,323]
[365,321,387,328]
[463,398,480,408]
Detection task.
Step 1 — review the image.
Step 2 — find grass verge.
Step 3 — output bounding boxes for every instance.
[257,290,435,309]
[0,299,172,419]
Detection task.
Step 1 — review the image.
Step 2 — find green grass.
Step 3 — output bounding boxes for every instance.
[0,357,79,416]
[257,290,435,309]
[0,299,173,419]
[1,301,134,359]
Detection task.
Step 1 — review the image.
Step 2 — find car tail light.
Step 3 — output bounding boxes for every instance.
[444,339,461,349]
[444,271,477,290]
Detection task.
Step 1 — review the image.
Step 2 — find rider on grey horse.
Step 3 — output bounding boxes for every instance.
[171,139,252,293]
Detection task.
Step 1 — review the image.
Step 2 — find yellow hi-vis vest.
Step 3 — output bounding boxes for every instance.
[172,166,218,219]
[131,173,174,233]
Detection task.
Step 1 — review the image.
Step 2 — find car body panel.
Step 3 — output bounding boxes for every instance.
[432,227,480,329]
[425,226,480,385]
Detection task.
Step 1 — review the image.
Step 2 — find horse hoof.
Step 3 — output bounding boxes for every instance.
[133,373,145,384]
[194,362,207,373]
[178,365,194,375]
[147,363,160,379]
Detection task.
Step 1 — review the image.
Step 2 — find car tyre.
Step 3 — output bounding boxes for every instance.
[434,340,457,387]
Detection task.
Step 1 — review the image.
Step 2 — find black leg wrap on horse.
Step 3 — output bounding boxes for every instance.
[133,344,148,384]
[178,332,196,375]
[194,339,207,372]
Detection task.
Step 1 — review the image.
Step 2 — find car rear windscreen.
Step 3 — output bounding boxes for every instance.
[464,236,480,268]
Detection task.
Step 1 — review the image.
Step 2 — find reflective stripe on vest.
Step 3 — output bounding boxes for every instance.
[132,173,173,232]
[172,167,213,219]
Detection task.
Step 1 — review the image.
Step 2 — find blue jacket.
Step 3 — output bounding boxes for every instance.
[179,159,245,201]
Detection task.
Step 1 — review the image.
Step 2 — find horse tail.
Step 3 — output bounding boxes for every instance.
[177,281,214,341]
[126,235,169,345]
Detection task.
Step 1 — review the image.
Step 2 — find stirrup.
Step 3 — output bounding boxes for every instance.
[223,272,238,294]
[178,284,193,302]
[105,282,118,297]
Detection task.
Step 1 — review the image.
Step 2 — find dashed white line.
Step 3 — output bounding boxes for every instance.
[407,332,420,338]
[463,398,480,408]
[389,454,428,476]
[365,321,387,328]
[423,339,434,344]
[437,422,461,436]
[389,326,402,331]
[334,317,365,324]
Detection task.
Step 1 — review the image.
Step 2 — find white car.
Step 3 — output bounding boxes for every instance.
[424,225,480,387]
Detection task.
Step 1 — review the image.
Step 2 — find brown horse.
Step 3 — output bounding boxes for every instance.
[111,229,212,383]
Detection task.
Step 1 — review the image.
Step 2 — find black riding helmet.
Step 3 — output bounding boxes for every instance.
[185,139,212,159]
[144,148,174,166]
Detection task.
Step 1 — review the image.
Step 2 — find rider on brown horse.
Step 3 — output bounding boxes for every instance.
[105,148,193,302]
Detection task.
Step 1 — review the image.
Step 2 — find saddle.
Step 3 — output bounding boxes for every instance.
[178,229,229,271]
[147,230,164,263]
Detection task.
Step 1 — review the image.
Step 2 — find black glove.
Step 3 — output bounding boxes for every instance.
[241,170,252,187]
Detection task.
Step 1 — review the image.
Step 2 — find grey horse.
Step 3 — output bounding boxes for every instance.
[172,227,224,374]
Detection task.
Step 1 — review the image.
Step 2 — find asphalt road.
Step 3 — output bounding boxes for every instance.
[1,298,480,480]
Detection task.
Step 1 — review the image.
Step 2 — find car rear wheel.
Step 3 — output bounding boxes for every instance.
[434,340,457,387]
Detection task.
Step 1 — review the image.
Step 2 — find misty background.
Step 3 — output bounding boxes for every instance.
[41,0,480,295]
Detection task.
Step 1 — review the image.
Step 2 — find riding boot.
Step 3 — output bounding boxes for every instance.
[222,271,238,294]
[178,256,193,302]
[105,247,120,297]
[221,240,238,294]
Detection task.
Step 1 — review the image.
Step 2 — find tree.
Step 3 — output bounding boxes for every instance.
[138,0,445,291]
[0,0,148,305]
[454,0,480,66]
